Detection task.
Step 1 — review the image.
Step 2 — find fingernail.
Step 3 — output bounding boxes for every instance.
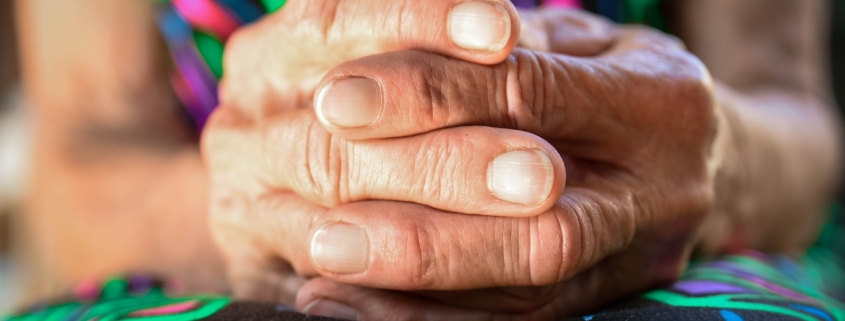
[311,223,369,274]
[316,78,382,128]
[303,299,360,320]
[449,1,512,51]
[488,150,554,205]
[501,285,554,300]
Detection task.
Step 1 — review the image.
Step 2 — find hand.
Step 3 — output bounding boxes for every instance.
[220,0,520,114]
[204,0,574,306]
[292,9,718,320]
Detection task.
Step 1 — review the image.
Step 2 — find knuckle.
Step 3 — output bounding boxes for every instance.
[384,51,463,132]
[208,190,251,231]
[391,52,442,128]
[397,219,438,290]
[533,206,583,285]
[508,50,560,132]
[200,108,231,162]
[221,26,252,73]
[222,25,252,63]
[624,25,685,50]
[537,195,637,285]
[672,54,714,110]
[407,52,498,131]
[201,108,243,169]
[283,0,340,41]
[667,54,717,142]
[273,119,345,207]
[219,26,262,105]
[201,108,266,195]
[635,43,715,140]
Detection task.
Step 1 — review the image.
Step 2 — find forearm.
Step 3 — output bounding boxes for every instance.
[17,0,226,296]
[24,135,226,298]
[707,84,841,254]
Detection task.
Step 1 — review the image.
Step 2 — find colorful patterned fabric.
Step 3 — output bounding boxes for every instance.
[585,250,845,321]
[6,247,845,321]
[5,276,231,321]
[2,276,336,321]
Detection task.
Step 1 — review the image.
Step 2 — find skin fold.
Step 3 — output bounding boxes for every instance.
[15,0,841,319]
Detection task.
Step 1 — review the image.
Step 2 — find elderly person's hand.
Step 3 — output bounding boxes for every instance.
[211,4,721,318]
[205,1,839,319]
[286,9,718,319]
[205,0,573,306]
[17,0,837,311]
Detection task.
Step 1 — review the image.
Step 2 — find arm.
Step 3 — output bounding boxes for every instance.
[670,0,842,254]
[16,0,226,296]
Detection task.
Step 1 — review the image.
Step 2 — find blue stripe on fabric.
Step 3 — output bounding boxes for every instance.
[791,305,833,321]
[720,310,744,321]
[217,0,265,24]
[596,0,623,22]
[157,6,193,44]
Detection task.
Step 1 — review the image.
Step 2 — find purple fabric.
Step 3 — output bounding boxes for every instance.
[171,44,219,129]
[673,281,756,295]
[510,0,538,8]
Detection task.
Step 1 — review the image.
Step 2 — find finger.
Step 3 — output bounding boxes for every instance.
[301,0,521,62]
[308,191,632,290]
[221,0,523,114]
[421,241,691,315]
[225,257,307,306]
[203,107,566,217]
[297,246,691,320]
[208,190,555,294]
[216,185,643,292]
[209,190,317,305]
[517,9,617,55]
[416,286,559,313]
[238,0,521,66]
[313,30,709,154]
[296,278,500,321]
[541,243,692,317]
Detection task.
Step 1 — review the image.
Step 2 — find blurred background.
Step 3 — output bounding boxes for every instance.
[0,0,843,314]
[0,0,26,313]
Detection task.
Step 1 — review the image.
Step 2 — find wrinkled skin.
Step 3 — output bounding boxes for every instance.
[205,3,718,318]
[17,0,838,319]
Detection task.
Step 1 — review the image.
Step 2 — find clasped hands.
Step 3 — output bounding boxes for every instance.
[202,0,717,319]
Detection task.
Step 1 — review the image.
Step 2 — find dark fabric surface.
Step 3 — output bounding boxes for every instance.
[203,302,341,321]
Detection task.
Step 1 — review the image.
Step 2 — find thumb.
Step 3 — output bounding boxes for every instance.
[272,0,522,64]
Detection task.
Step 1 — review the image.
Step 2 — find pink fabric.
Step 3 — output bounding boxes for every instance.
[543,0,583,8]
[173,0,239,40]
[73,280,100,300]
[130,300,200,316]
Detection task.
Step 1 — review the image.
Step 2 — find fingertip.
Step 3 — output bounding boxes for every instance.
[301,299,361,320]
[485,134,567,218]
[448,1,512,52]
[446,0,521,64]
[487,149,556,207]
[309,222,370,275]
[532,137,568,215]
[295,278,335,311]
[532,148,567,217]
[546,146,568,210]
[297,281,367,321]
[314,77,383,132]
